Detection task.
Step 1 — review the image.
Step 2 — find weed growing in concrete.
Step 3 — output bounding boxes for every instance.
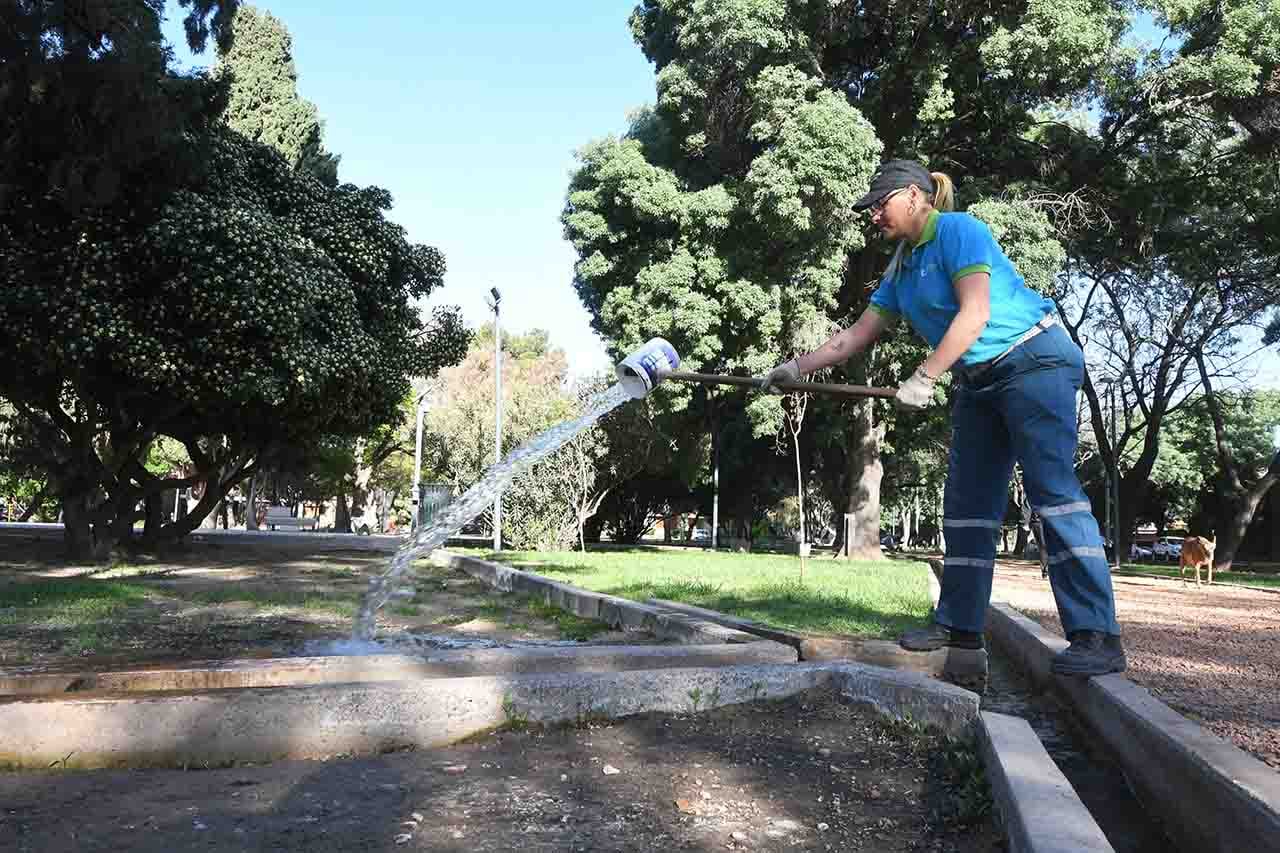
[501,695,530,732]
[526,599,607,641]
[932,738,992,825]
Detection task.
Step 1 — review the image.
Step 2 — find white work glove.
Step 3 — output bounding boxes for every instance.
[895,365,937,411]
[759,359,800,395]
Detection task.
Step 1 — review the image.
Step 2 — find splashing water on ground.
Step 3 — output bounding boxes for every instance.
[351,382,632,642]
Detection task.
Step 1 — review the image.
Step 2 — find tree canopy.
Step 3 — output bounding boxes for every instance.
[217,3,340,185]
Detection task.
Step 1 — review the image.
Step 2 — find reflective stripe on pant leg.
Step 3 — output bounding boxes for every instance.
[934,386,1015,634]
[1034,501,1118,634]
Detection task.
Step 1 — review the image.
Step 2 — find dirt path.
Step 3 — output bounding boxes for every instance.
[992,559,1280,770]
[0,690,1000,853]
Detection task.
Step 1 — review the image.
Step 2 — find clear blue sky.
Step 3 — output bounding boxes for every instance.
[166,1,652,377]
[163,3,1279,390]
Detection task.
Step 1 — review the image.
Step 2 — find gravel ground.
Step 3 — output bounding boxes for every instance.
[992,559,1280,771]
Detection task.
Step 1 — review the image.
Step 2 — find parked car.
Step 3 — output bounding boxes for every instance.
[1152,537,1183,560]
[1130,543,1153,560]
[880,532,898,551]
[690,527,711,543]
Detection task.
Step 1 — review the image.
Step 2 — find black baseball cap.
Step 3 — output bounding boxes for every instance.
[852,160,936,211]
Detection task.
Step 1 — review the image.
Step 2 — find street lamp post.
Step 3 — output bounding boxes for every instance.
[410,389,429,532]
[487,287,503,553]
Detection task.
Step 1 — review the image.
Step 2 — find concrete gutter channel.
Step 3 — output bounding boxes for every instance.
[985,600,1280,853]
[919,560,1280,853]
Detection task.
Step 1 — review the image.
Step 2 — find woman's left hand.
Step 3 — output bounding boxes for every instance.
[895,366,936,410]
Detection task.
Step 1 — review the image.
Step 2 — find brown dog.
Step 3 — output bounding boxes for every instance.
[1180,535,1217,586]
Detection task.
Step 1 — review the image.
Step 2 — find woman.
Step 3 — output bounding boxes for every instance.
[761,160,1124,677]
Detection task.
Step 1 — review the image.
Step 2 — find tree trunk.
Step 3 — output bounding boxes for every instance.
[1214,452,1280,570]
[334,491,352,533]
[842,387,885,559]
[61,493,96,561]
[60,490,116,561]
[793,431,805,548]
[1270,485,1280,561]
[1193,354,1280,571]
[245,473,260,530]
[936,486,946,552]
[141,492,163,538]
[1014,490,1032,557]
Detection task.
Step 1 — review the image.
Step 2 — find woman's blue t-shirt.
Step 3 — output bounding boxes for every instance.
[869,211,1054,365]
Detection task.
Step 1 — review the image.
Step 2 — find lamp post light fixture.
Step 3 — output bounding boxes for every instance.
[486,286,503,553]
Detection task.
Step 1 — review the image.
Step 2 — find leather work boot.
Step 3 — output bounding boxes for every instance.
[898,622,984,652]
[1051,630,1127,677]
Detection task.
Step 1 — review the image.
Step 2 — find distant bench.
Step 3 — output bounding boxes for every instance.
[262,506,318,532]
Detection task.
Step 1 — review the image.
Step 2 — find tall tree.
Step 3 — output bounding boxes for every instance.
[216,4,339,184]
[1044,10,1280,559]
[0,0,237,214]
[564,2,1106,558]
[1187,373,1280,569]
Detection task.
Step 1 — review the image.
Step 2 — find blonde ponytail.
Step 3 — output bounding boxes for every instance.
[930,172,955,212]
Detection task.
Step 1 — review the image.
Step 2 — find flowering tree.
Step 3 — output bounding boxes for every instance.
[0,3,467,557]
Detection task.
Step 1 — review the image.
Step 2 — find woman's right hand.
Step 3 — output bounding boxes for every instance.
[759,359,800,394]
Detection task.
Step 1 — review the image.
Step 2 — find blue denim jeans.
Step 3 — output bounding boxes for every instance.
[933,324,1120,637]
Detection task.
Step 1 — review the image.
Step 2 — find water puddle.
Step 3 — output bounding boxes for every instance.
[309,632,584,657]
[984,650,1174,852]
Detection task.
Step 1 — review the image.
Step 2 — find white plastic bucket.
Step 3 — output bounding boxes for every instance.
[615,338,681,400]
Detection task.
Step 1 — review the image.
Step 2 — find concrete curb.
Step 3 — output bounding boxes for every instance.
[833,663,979,735]
[647,597,988,686]
[979,711,1114,853]
[0,661,978,770]
[432,551,774,648]
[986,601,1280,853]
[644,598,803,648]
[0,641,798,697]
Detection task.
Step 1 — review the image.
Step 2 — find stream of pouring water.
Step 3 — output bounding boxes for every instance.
[351,382,632,642]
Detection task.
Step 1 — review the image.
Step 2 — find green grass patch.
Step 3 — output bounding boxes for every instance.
[390,604,421,617]
[62,627,112,655]
[455,594,610,641]
[461,548,932,639]
[1113,564,1280,589]
[471,601,511,620]
[525,598,610,641]
[0,579,151,626]
[177,588,360,617]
